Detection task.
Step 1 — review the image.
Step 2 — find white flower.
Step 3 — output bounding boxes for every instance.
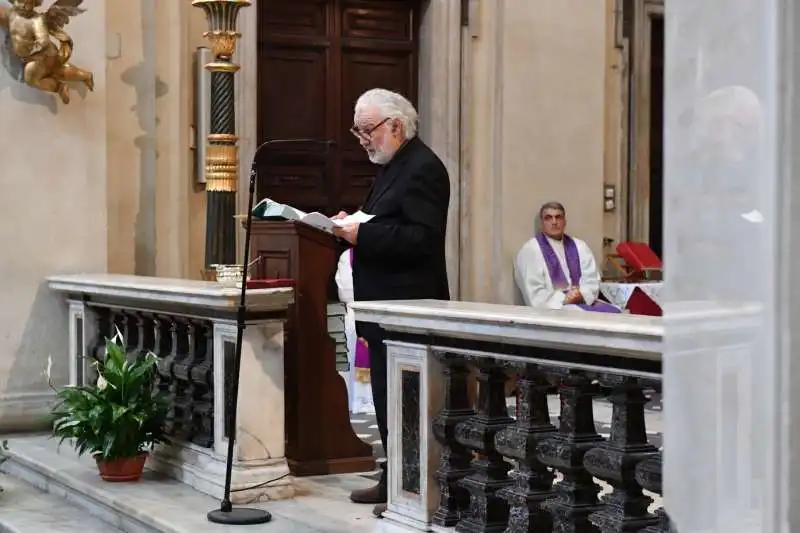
[96,375,108,391]
[110,325,124,346]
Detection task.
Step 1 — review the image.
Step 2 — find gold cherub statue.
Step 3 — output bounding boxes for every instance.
[0,0,93,104]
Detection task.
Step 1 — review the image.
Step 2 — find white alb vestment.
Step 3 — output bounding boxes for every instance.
[514,235,601,310]
[334,250,375,415]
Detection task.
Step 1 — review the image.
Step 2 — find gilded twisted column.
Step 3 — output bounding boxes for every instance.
[193,0,251,268]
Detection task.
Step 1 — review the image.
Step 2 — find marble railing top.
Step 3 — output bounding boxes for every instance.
[350,299,662,359]
[47,273,293,311]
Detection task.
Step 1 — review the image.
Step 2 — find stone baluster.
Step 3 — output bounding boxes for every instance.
[88,306,110,380]
[495,363,556,533]
[431,352,476,527]
[152,314,174,398]
[190,321,215,447]
[455,358,514,532]
[635,454,671,533]
[163,316,182,435]
[82,308,215,449]
[121,311,140,358]
[583,376,659,532]
[109,309,123,348]
[538,370,605,533]
[170,318,195,440]
[132,312,152,359]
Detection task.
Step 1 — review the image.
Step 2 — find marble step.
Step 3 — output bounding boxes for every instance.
[0,473,125,533]
[0,435,390,533]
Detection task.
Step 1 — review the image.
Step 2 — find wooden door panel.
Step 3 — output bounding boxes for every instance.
[260,0,328,38]
[260,157,329,209]
[339,50,414,209]
[259,48,329,140]
[257,45,331,210]
[340,157,377,208]
[341,2,414,41]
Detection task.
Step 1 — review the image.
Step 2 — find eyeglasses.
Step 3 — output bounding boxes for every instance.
[350,117,390,142]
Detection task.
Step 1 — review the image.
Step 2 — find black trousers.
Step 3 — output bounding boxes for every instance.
[357,321,388,481]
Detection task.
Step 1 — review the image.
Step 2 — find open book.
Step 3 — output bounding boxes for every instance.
[250,198,374,233]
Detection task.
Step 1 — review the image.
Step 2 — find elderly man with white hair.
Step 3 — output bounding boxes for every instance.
[332,88,451,516]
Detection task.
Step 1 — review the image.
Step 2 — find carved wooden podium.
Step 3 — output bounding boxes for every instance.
[249,220,375,476]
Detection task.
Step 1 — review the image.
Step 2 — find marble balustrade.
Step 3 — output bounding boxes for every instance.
[351,299,669,533]
[47,274,295,503]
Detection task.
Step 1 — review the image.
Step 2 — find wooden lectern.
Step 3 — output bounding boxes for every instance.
[249,220,375,476]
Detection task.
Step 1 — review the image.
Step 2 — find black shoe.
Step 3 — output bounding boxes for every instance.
[373,503,387,518]
[349,481,387,504]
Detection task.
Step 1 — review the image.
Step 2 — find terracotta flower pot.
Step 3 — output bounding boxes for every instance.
[94,452,148,482]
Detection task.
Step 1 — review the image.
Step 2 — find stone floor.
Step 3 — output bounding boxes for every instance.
[0,435,397,533]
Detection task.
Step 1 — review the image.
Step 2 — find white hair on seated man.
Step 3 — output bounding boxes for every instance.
[355,88,419,140]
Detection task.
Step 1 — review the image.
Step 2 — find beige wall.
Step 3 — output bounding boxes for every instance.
[106,0,206,279]
[462,0,608,304]
[603,0,627,251]
[0,3,108,427]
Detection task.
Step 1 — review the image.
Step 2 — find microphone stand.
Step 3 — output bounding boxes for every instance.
[207,138,336,526]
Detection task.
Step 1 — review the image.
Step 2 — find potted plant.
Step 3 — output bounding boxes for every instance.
[49,331,168,482]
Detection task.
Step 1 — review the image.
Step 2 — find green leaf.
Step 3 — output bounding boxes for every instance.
[112,405,130,422]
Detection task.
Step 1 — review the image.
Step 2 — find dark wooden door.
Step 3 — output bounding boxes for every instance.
[256,0,420,215]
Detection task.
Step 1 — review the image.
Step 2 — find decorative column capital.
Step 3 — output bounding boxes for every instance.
[192,0,251,62]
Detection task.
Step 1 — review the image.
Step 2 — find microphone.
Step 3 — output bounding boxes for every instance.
[208,136,337,526]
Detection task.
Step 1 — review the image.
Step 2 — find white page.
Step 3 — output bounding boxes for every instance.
[299,212,335,233]
[337,210,374,225]
[296,210,375,234]
[287,204,308,219]
[257,198,307,220]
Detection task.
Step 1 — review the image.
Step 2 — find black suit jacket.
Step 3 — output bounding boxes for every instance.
[351,136,451,302]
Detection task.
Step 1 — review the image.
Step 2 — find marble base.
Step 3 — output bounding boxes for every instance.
[383,510,432,531]
[385,341,443,532]
[150,440,293,503]
[0,391,56,432]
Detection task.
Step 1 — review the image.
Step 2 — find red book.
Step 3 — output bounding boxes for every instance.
[616,242,662,281]
[245,278,295,290]
[626,287,662,317]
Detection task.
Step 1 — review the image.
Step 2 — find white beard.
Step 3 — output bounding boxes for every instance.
[368,149,392,165]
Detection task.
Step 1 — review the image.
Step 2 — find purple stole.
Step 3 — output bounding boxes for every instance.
[534,233,620,313]
[350,248,371,380]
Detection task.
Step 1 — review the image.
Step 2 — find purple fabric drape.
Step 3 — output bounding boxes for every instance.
[535,233,620,313]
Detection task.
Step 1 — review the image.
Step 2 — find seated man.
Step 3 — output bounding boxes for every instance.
[515,201,620,313]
